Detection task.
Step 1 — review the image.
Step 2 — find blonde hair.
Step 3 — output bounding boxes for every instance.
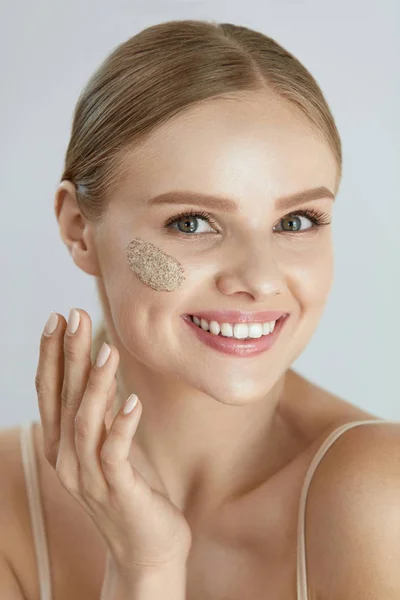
[60,19,342,380]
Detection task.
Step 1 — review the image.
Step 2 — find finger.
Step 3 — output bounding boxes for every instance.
[100,396,146,497]
[36,311,67,467]
[57,308,92,480]
[105,378,118,433]
[74,343,120,495]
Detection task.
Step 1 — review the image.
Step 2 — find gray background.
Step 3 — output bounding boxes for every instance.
[1,0,399,428]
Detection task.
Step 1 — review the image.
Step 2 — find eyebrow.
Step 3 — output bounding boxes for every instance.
[144,186,335,212]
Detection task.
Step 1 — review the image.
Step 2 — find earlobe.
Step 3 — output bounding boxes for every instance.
[54,180,101,277]
[70,235,101,277]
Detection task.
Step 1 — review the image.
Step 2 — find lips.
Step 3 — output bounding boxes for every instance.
[182,313,289,357]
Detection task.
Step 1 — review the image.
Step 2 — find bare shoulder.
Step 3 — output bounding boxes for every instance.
[0,554,25,599]
[305,418,400,599]
[0,424,37,593]
[307,417,400,501]
[0,422,109,600]
[0,423,25,472]
[0,425,28,539]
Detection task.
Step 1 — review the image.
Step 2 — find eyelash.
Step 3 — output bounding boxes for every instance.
[164,208,331,236]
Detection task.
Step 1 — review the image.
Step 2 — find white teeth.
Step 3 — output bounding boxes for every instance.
[200,319,209,331]
[190,316,278,339]
[209,320,221,335]
[234,323,253,339]
[248,323,263,338]
[220,322,233,337]
[262,322,270,335]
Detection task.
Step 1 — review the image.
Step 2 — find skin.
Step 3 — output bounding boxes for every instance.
[55,90,339,532]
[126,238,186,291]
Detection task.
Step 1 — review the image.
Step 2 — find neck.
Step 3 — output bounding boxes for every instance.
[113,356,302,525]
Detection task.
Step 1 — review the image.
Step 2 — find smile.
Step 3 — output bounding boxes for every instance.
[189,315,277,339]
[182,314,289,357]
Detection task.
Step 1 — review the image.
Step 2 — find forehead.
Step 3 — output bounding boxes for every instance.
[117,93,338,205]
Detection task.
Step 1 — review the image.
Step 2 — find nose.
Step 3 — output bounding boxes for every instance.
[215,242,285,301]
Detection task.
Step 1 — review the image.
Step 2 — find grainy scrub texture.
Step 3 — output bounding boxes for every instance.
[126,238,186,292]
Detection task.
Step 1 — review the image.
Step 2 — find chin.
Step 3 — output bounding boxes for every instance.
[188,369,286,407]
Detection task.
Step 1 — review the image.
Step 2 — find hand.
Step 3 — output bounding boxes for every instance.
[35,308,192,574]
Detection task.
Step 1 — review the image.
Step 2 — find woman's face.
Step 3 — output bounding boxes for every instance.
[93,92,338,405]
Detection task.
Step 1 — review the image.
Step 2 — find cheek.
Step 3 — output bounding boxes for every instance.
[126,238,185,292]
[100,236,189,340]
[292,244,334,310]
[104,262,181,360]
[108,289,185,377]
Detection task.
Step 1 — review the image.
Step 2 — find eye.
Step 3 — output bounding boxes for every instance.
[273,209,331,233]
[274,212,313,232]
[165,210,217,234]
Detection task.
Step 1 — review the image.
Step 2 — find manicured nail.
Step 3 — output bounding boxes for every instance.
[123,394,138,415]
[44,311,59,336]
[67,308,80,334]
[96,342,111,368]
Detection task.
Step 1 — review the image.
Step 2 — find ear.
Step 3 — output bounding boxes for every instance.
[54,180,101,277]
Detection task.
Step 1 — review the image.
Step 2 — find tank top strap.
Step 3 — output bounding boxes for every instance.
[20,421,52,600]
[296,418,398,600]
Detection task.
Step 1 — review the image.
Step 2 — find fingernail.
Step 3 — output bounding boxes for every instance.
[123,394,138,415]
[67,308,80,334]
[44,311,59,336]
[96,342,111,368]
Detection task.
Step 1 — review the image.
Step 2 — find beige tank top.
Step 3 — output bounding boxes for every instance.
[19,418,395,600]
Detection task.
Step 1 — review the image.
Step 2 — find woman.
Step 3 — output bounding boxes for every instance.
[1,19,399,600]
